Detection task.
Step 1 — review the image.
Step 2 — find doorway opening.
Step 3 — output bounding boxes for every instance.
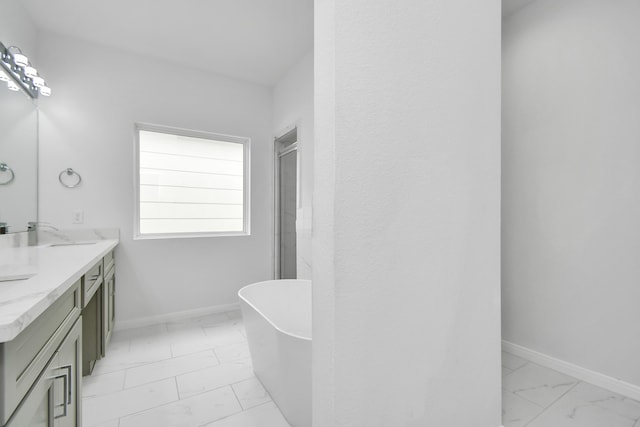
[274,127,298,279]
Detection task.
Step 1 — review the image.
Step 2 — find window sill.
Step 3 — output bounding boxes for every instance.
[133,231,251,240]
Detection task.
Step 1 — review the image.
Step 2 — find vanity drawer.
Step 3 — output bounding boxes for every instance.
[0,279,81,425]
[82,260,103,307]
[103,249,115,275]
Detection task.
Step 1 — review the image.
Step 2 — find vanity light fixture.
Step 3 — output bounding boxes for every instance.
[0,40,51,98]
[12,53,28,67]
[24,66,37,78]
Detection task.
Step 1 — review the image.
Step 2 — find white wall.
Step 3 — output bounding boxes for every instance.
[37,32,274,323]
[273,50,314,279]
[313,1,502,425]
[503,0,640,387]
[0,0,37,56]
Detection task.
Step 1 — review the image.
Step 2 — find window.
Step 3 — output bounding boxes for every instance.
[134,124,250,239]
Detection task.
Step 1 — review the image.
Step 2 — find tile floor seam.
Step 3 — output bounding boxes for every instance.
[169,327,224,358]
[587,396,640,422]
[122,349,220,390]
[508,390,547,409]
[229,381,244,410]
[521,380,581,426]
[545,380,581,407]
[514,381,580,427]
[176,375,254,401]
[508,361,529,376]
[83,366,129,383]
[117,384,243,426]
[121,368,127,391]
[522,405,547,427]
[171,345,220,359]
[81,376,181,404]
[121,367,129,391]
[198,401,275,427]
[102,385,184,423]
[229,377,260,388]
[108,344,191,369]
[212,347,223,361]
[212,347,222,365]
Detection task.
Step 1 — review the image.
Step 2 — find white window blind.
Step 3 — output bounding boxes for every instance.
[135,125,250,238]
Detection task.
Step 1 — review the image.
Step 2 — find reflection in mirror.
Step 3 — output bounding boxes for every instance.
[0,86,37,233]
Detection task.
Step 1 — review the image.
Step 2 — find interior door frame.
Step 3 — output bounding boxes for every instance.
[273,124,299,280]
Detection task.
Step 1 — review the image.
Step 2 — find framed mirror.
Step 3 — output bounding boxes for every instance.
[0,85,38,233]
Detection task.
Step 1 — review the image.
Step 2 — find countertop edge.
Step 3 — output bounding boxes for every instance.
[0,239,119,343]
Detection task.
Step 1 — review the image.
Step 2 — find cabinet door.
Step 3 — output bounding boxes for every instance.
[82,286,102,375]
[5,354,58,427]
[55,318,82,427]
[103,268,115,351]
[7,320,82,427]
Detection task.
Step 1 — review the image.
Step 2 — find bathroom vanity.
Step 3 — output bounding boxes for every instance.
[0,238,118,427]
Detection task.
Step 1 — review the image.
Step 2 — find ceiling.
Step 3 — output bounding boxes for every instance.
[22,0,314,86]
[502,0,538,18]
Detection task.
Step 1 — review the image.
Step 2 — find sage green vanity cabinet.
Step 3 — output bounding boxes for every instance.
[54,319,82,427]
[103,253,116,354]
[4,351,57,427]
[6,319,83,427]
[0,239,118,427]
[82,249,116,374]
[82,261,103,307]
[0,280,82,427]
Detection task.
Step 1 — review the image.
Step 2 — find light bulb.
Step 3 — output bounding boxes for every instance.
[0,70,8,82]
[13,53,28,67]
[7,80,19,91]
[40,86,51,96]
[24,66,37,78]
[33,76,44,88]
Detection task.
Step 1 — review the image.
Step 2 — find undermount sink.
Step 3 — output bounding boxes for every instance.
[48,241,98,247]
[0,266,37,282]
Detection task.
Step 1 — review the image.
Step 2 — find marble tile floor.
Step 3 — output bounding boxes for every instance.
[82,310,291,427]
[84,313,640,427]
[502,351,640,427]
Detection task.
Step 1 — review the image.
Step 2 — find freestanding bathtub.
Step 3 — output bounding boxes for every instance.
[238,279,311,427]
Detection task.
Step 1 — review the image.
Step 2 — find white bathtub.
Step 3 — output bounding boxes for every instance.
[238,279,311,427]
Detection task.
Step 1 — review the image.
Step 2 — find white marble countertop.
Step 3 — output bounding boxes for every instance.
[0,238,119,343]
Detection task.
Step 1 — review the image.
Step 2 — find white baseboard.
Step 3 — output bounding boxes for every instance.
[502,340,640,401]
[114,302,240,331]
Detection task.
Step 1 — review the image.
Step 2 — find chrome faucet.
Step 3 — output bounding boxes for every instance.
[27,221,59,231]
[27,221,60,245]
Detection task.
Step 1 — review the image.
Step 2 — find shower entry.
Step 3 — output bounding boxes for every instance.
[274,127,298,279]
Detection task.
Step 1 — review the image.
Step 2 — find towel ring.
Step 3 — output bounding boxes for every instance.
[59,168,82,188]
[0,163,15,185]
